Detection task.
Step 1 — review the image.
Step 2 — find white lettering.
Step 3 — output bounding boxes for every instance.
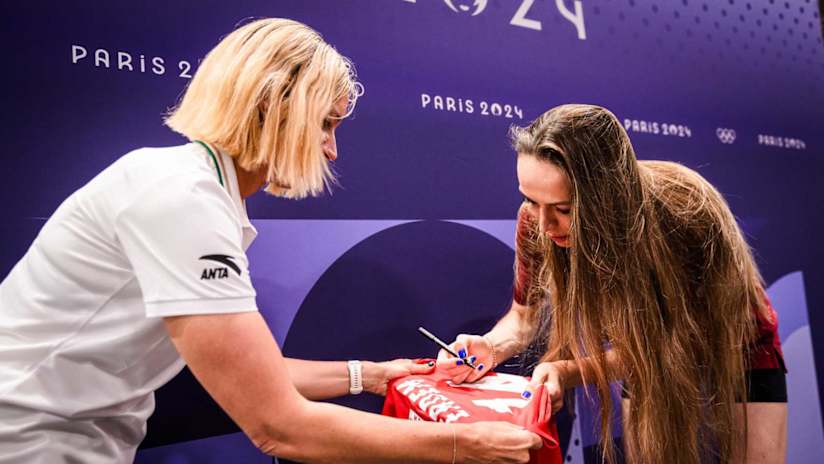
[71,45,87,64]
[152,57,165,75]
[443,410,471,423]
[94,49,110,68]
[556,0,587,40]
[511,0,542,31]
[117,52,133,71]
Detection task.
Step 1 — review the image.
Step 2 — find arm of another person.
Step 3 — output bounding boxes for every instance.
[164,312,542,463]
[525,350,626,413]
[437,299,535,383]
[284,358,434,400]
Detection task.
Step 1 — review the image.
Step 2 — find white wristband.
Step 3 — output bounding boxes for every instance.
[347,360,363,395]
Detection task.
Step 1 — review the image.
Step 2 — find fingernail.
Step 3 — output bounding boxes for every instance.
[458,349,467,359]
[477,364,485,371]
[427,361,435,367]
[521,391,532,399]
[469,355,477,363]
[456,360,464,366]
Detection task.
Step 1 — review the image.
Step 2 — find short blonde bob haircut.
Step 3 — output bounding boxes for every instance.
[165,18,361,199]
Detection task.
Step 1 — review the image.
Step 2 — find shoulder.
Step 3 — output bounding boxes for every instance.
[112,144,233,225]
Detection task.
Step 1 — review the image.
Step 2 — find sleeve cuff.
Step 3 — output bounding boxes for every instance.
[145,296,258,318]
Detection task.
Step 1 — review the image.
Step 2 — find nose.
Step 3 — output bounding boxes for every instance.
[322,132,337,162]
[539,208,556,234]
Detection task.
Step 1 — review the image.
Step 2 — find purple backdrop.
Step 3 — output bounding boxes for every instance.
[2,1,822,462]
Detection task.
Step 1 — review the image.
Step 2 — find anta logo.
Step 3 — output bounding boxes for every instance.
[199,254,241,280]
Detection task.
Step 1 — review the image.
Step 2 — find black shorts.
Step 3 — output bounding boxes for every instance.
[620,368,787,403]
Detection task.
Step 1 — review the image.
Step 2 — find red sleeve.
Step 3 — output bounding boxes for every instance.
[749,291,787,372]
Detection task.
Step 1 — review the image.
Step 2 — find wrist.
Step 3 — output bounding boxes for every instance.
[347,360,364,395]
[556,360,576,388]
[451,424,474,463]
[481,335,498,370]
[358,361,380,395]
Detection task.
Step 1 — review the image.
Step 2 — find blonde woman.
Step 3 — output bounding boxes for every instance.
[0,19,542,463]
[438,104,787,463]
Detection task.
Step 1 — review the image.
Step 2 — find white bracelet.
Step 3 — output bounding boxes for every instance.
[347,360,363,395]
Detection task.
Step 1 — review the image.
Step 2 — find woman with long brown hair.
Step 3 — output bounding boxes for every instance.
[437,104,787,463]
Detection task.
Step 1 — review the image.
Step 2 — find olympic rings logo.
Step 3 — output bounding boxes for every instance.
[716,128,737,144]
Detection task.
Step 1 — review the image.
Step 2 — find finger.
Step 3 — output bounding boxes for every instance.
[435,349,455,368]
[408,361,436,375]
[449,365,475,384]
[437,357,473,378]
[452,367,473,384]
[525,431,544,449]
[452,340,469,360]
[463,361,489,383]
[436,352,468,370]
[552,395,564,414]
[523,364,550,399]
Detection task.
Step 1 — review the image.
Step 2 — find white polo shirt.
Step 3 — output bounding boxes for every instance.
[0,142,258,463]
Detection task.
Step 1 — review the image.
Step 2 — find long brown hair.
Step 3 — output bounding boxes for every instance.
[511,104,765,463]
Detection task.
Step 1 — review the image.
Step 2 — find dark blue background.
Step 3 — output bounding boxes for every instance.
[2,1,822,462]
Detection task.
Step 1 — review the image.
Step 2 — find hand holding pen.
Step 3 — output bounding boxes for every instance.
[418,327,495,385]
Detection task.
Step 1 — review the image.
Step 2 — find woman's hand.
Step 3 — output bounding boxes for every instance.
[362,359,435,396]
[458,422,543,463]
[522,361,566,414]
[435,334,495,384]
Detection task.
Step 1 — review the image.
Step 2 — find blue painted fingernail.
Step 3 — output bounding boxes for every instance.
[458,349,467,359]
[469,355,477,363]
[456,360,464,366]
[521,391,532,399]
[477,364,485,371]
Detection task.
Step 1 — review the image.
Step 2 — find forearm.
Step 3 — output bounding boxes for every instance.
[286,359,392,400]
[483,301,534,363]
[272,400,464,464]
[285,358,350,400]
[165,313,459,463]
[554,350,625,388]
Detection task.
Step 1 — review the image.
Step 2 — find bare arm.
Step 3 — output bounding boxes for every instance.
[483,300,535,362]
[550,349,625,389]
[525,350,625,414]
[164,312,541,463]
[284,358,433,400]
[437,300,535,383]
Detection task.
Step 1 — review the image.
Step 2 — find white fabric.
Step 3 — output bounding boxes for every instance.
[0,143,258,463]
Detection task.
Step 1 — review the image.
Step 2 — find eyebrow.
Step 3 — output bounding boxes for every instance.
[520,191,571,207]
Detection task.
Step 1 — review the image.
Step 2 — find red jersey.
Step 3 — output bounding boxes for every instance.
[382,371,563,464]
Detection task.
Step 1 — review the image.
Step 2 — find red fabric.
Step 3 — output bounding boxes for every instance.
[513,208,541,307]
[382,370,563,464]
[750,292,787,371]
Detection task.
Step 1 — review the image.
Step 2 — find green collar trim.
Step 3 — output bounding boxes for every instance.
[195,140,224,187]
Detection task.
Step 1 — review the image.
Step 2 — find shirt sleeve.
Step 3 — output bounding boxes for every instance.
[114,173,257,318]
[513,207,542,306]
